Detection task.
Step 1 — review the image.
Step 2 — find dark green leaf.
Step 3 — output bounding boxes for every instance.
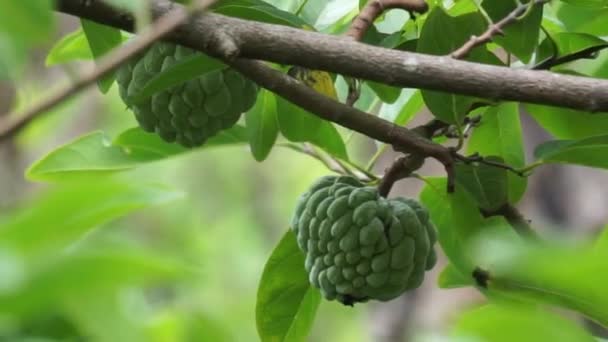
[534,134,608,169]
[256,230,320,342]
[128,54,226,103]
[45,29,93,66]
[366,81,401,104]
[482,0,543,63]
[417,8,495,124]
[246,89,279,161]
[276,97,348,160]
[455,157,508,211]
[212,1,310,28]
[467,103,526,202]
[452,304,595,342]
[81,19,123,93]
[420,178,483,273]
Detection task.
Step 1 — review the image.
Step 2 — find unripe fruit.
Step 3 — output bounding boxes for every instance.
[116,42,258,147]
[291,175,437,305]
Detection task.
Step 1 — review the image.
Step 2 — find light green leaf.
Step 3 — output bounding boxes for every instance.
[81,19,123,93]
[536,32,608,67]
[246,89,279,161]
[27,127,248,181]
[0,250,188,316]
[525,104,608,139]
[128,54,226,104]
[45,29,93,66]
[256,230,320,342]
[0,180,183,257]
[534,134,608,169]
[438,263,474,289]
[555,2,608,35]
[0,0,54,44]
[560,0,608,7]
[467,103,526,202]
[453,304,595,342]
[479,239,608,326]
[367,81,401,104]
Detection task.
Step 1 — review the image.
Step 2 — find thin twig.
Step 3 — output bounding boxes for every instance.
[0,0,215,142]
[454,152,526,177]
[451,0,550,59]
[344,0,428,106]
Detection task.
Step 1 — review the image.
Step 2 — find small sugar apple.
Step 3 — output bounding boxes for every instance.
[116,42,258,147]
[291,175,437,305]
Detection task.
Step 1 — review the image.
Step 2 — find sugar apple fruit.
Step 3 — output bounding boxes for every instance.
[116,42,258,147]
[291,175,437,305]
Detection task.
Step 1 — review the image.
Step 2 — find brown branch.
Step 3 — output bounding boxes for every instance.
[481,204,538,239]
[451,0,550,59]
[376,119,450,197]
[0,0,216,143]
[346,0,428,41]
[55,0,608,113]
[454,153,526,177]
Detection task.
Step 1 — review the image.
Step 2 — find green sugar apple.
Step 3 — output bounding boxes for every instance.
[291,175,437,305]
[116,42,258,147]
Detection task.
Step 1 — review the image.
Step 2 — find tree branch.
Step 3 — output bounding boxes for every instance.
[56,0,608,113]
[451,0,550,59]
[0,0,215,142]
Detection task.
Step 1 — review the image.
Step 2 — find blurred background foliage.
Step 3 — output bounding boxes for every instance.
[2,0,608,341]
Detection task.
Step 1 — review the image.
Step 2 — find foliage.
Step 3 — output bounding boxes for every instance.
[1,0,608,341]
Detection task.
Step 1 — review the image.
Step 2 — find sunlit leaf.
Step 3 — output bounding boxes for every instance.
[81,19,123,93]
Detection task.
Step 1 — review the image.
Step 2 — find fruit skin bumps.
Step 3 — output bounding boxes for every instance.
[116,42,258,147]
[291,175,437,305]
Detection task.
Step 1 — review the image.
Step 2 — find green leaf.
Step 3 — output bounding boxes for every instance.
[0,250,188,316]
[0,0,54,44]
[0,180,183,257]
[246,89,279,161]
[379,90,423,126]
[256,230,320,342]
[467,103,526,203]
[420,178,483,274]
[534,134,608,169]
[479,240,608,326]
[128,54,226,104]
[482,0,543,63]
[367,81,401,104]
[212,1,310,28]
[27,127,249,181]
[438,263,474,289]
[560,0,608,7]
[525,104,608,139]
[555,2,608,35]
[455,157,508,211]
[417,8,493,124]
[536,32,608,67]
[81,19,123,93]
[276,97,348,160]
[452,304,595,342]
[45,29,93,66]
